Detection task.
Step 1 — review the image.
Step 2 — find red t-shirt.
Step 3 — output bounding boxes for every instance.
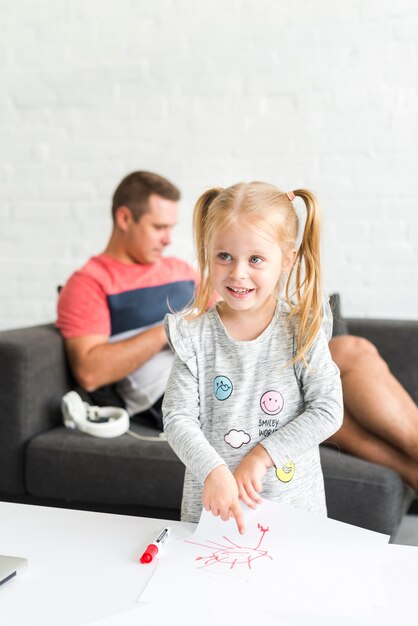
[56,254,197,339]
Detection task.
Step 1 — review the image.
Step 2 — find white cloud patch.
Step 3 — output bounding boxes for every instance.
[224,429,251,449]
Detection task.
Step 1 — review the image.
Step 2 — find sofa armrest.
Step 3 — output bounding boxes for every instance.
[346,318,418,405]
[0,324,73,494]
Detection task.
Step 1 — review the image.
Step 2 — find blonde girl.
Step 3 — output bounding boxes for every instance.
[163,182,343,533]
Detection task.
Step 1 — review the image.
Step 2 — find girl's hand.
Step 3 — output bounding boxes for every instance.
[202,465,245,534]
[234,444,273,509]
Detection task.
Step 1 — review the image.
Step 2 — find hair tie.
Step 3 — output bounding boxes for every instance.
[286,191,295,201]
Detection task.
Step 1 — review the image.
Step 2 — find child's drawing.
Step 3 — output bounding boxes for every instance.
[185,523,273,570]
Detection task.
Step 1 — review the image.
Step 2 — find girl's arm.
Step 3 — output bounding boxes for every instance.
[260,329,344,468]
[163,355,245,532]
[234,329,342,505]
[163,355,225,482]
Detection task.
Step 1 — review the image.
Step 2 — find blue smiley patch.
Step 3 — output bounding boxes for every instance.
[213,375,233,401]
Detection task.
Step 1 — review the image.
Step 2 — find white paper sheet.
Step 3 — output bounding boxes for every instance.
[140,499,390,617]
[89,542,418,626]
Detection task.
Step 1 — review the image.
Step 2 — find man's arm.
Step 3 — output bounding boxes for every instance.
[65,324,168,392]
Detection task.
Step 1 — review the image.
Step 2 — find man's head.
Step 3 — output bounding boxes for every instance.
[110,171,180,264]
[111,171,180,223]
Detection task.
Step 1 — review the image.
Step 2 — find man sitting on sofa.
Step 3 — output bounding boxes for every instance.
[56,170,197,430]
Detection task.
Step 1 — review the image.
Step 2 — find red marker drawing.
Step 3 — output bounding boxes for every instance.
[139,527,171,564]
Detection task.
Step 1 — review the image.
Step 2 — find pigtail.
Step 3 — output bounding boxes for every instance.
[190,188,223,317]
[286,188,323,364]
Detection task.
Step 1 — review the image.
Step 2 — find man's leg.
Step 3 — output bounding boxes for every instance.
[326,335,418,488]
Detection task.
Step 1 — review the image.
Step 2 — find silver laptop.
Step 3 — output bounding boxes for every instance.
[0,555,28,585]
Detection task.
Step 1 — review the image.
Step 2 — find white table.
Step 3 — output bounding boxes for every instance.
[0,501,193,626]
[1,501,418,626]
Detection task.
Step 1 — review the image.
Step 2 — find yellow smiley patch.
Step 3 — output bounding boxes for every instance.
[276,461,295,483]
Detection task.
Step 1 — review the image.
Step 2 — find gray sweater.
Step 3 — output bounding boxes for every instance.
[163,300,343,523]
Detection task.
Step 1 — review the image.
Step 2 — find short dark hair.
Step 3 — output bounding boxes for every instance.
[111,171,180,222]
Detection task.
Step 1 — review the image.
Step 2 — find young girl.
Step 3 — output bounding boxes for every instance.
[162,182,343,533]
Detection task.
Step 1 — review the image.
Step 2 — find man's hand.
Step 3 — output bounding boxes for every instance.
[234,444,273,509]
[202,465,245,534]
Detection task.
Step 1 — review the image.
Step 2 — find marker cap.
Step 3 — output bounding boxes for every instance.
[140,543,158,564]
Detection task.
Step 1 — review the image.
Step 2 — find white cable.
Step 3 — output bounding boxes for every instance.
[127,429,167,442]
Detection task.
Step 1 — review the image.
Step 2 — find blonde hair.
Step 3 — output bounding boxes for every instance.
[190,181,323,364]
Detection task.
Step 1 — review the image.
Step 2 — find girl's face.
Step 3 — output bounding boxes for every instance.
[209,219,295,315]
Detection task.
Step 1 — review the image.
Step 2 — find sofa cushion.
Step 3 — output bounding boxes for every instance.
[25,418,185,511]
[26,416,415,535]
[320,446,415,535]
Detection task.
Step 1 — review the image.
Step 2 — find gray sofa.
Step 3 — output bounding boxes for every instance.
[0,312,416,537]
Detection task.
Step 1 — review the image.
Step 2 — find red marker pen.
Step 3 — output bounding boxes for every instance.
[139,527,171,564]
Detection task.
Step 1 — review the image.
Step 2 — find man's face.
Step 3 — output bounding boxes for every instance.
[124,194,178,264]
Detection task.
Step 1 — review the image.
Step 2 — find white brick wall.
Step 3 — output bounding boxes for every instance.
[0,0,417,330]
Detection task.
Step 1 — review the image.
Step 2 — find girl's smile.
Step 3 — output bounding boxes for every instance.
[226,286,254,297]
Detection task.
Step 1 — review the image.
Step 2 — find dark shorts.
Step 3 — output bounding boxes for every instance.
[131,394,164,431]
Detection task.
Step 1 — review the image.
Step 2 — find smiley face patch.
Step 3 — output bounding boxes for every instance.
[276,461,295,483]
[260,390,284,415]
[213,375,233,401]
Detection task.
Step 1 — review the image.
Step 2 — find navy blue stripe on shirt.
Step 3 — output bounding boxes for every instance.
[107,280,195,336]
